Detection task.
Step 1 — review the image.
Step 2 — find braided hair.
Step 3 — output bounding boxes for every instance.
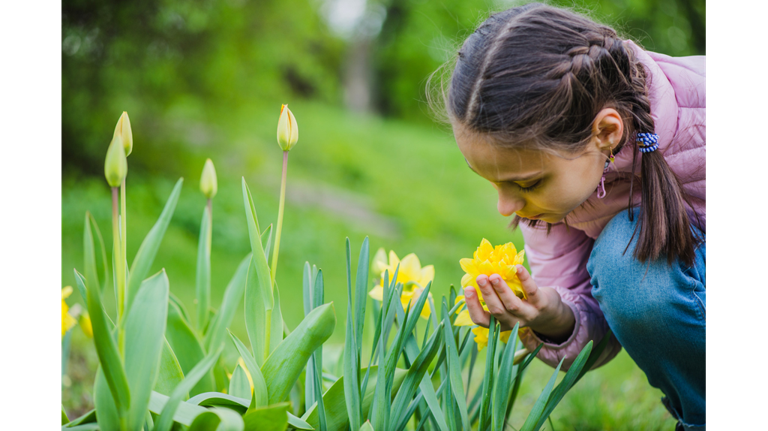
[440,3,701,266]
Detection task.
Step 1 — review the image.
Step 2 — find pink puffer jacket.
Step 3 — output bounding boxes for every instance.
[517,41,706,370]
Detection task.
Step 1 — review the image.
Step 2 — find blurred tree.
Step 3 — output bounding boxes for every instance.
[367,0,705,121]
[62,0,344,175]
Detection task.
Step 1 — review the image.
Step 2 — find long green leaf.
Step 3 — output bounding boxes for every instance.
[389,322,444,429]
[270,279,284,355]
[441,301,470,431]
[92,368,120,430]
[491,323,520,431]
[148,391,206,425]
[125,178,183,314]
[370,281,400,430]
[153,338,185,396]
[63,409,97,428]
[311,270,327,431]
[303,366,408,431]
[195,207,212,333]
[75,270,129,423]
[123,270,170,430]
[343,241,362,431]
[478,317,498,431]
[228,330,269,408]
[187,407,245,431]
[83,212,103,295]
[244,257,268,367]
[304,261,317,410]
[354,238,369,361]
[188,392,249,411]
[262,303,336,404]
[155,345,224,431]
[531,331,612,431]
[243,402,290,430]
[241,179,275,363]
[229,364,252,399]
[166,298,215,396]
[62,405,69,425]
[519,357,565,431]
[204,253,251,353]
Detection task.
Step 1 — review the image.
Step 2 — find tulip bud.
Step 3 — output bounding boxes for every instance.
[113,111,133,156]
[200,158,218,199]
[104,134,128,187]
[276,104,298,151]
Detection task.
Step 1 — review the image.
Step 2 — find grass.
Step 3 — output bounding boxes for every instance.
[61,99,675,428]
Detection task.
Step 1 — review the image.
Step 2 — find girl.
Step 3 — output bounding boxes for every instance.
[435,4,705,430]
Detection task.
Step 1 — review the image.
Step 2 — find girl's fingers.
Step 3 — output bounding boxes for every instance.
[516,265,540,304]
[476,275,505,317]
[488,274,525,314]
[464,286,490,327]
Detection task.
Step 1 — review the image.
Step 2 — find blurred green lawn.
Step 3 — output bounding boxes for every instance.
[61,100,675,429]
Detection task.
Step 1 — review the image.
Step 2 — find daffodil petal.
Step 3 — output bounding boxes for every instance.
[454,310,474,326]
[368,285,384,301]
[420,265,435,286]
[62,286,73,300]
[471,327,489,351]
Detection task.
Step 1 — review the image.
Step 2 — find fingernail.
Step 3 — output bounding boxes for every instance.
[477,278,487,287]
[490,277,499,285]
[464,288,473,297]
[516,265,523,273]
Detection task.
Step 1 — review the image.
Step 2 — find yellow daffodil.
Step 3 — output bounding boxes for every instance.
[61,287,77,338]
[460,238,526,300]
[79,312,93,338]
[371,247,388,280]
[368,250,434,319]
[471,327,512,351]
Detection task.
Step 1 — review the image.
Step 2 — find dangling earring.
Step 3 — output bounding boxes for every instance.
[597,140,614,200]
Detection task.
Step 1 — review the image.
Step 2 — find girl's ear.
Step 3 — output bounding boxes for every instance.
[592,108,624,152]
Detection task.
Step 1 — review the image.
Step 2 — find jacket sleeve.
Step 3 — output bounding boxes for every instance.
[517,222,622,370]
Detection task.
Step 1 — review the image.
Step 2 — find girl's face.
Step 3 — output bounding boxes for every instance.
[455,124,608,224]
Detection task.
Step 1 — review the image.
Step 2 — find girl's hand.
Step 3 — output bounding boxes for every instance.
[464,265,575,343]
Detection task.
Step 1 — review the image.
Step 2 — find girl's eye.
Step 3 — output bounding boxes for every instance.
[516,180,541,193]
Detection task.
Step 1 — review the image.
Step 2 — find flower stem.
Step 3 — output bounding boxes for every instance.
[270,151,289,283]
[120,178,127,289]
[112,187,125,320]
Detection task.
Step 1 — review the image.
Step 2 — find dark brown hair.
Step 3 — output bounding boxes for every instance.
[432,3,702,266]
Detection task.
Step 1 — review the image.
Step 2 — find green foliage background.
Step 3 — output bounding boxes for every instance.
[62,0,703,426]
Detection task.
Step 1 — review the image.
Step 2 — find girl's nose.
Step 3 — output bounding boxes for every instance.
[497,191,524,217]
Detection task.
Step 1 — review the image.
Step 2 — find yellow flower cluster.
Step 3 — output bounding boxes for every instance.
[62,286,93,339]
[62,287,77,338]
[369,249,434,319]
[455,239,526,350]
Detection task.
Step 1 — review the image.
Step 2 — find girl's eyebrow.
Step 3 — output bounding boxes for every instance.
[464,158,542,182]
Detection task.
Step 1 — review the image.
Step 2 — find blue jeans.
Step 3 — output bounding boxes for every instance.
[587,209,706,430]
